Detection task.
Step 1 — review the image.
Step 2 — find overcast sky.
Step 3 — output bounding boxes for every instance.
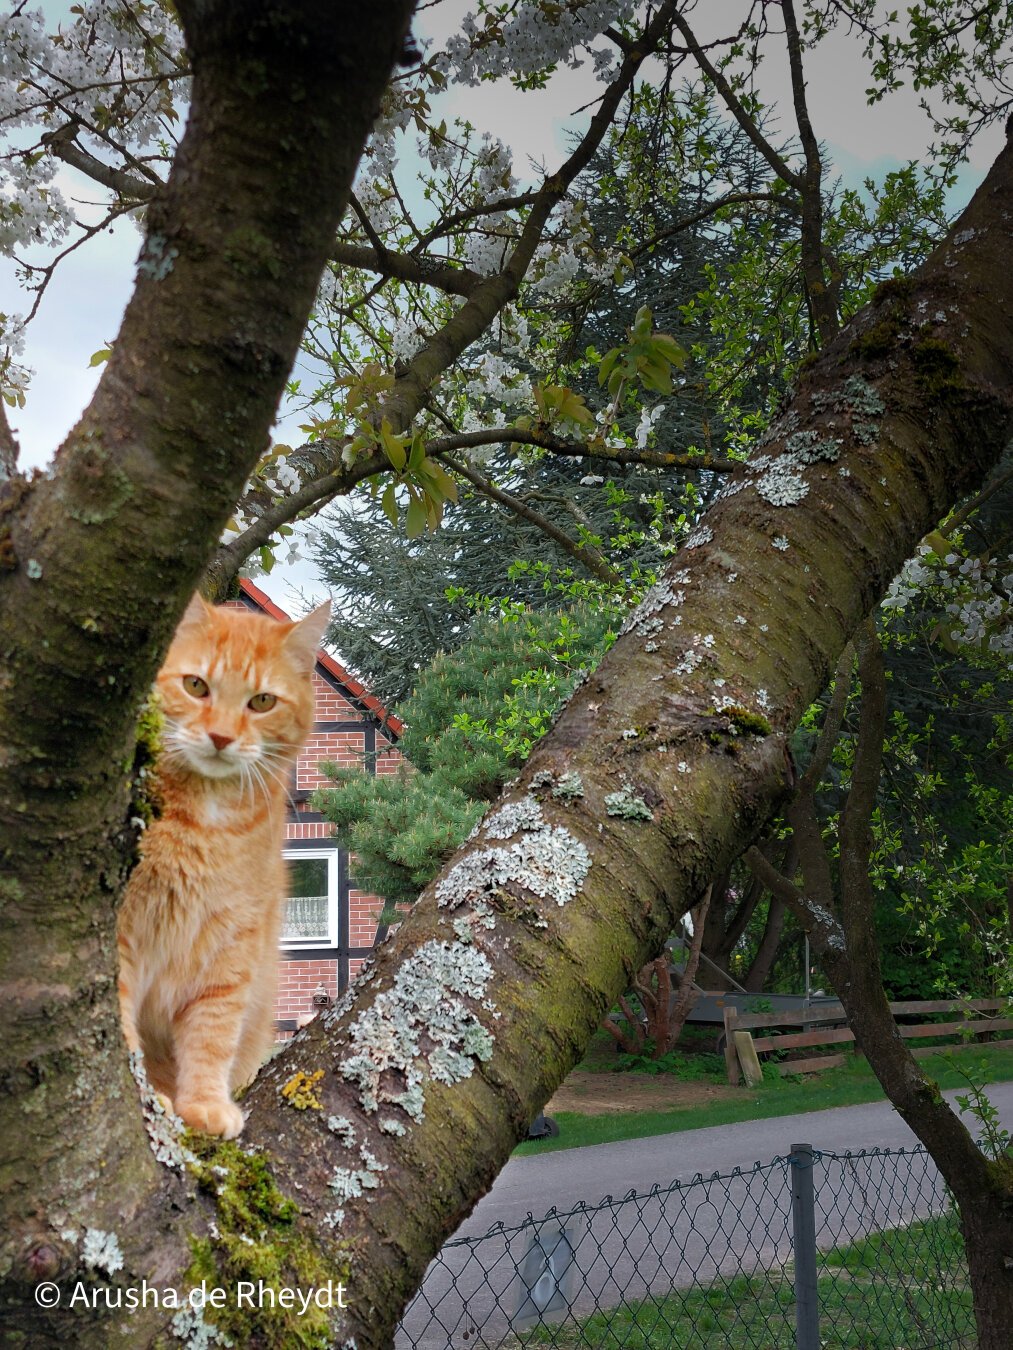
[3,3,1004,615]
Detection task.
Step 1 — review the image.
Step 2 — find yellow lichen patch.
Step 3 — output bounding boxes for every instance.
[280,1069,325,1110]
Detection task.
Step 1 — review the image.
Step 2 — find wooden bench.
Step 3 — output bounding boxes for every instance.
[723,998,1013,1086]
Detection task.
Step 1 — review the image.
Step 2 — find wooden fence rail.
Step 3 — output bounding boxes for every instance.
[723,998,1013,1086]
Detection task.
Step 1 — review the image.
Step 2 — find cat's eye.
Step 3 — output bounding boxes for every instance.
[248,692,277,713]
[182,675,209,698]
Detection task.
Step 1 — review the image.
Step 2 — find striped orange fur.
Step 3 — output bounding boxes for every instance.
[118,592,330,1138]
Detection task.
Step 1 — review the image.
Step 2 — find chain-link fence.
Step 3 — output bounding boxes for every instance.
[396,1144,974,1349]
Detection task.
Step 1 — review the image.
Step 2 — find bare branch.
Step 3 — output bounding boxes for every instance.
[672,11,802,190]
[428,426,742,473]
[204,440,391,599]
[838,620,887,877]
[17,201,139,325]
[328,241,482,297]
[782,0,838,343]
[628,190,799,262]
[743,844,845,952]
[940,462,1013,537]
[415,188,542,249]
[205,408,741,599]
[444,453,622,585]
[42,128,157,202]
[798,642,855,794]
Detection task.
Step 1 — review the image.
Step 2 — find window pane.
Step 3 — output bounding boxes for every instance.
[283,857,331,941]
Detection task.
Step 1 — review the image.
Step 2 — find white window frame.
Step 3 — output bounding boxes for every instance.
[280,847,339,949]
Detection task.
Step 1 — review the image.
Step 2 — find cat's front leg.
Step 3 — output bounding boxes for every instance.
[171,979,250,1138]
[116,938,142,1055]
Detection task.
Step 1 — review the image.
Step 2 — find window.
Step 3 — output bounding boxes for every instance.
[281,849,338,948]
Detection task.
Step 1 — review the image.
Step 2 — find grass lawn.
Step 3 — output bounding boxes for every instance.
[518,1214,974,1348]
[515,1043,1013,1156]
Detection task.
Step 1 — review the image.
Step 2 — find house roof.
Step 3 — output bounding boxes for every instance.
[238,578,403,737]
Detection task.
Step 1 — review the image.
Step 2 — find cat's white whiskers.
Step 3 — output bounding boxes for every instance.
[238,759,253,811]
[244,755,281,810]
[257,748,298,814]
[247,759,268,803]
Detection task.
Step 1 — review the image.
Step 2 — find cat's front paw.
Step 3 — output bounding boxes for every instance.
[175,1096,245,1139]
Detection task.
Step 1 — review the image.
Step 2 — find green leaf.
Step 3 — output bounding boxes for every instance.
[556,388,594,426]
[651,333,687,368]
[597,349,620,387]
[381,483,399,528]
[407,431,426,474]
[632,305,653,339]
[638,358,673,394]
[380,418,407,472]
[259,545,275,574]
[89,348,112,367]
[419,458,459,504]
[405,493,427,539]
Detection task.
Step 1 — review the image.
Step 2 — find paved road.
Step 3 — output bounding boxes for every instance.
[396,1082,1013,1347]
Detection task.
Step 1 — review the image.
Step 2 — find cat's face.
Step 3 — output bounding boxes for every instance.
[156,595,331,786]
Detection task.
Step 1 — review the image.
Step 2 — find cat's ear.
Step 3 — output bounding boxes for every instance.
[177,591,214,633]
[284,601,331,673]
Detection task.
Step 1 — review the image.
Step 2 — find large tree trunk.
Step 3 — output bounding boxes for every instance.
[0,2,416,1343]
[2,24,1013,1350]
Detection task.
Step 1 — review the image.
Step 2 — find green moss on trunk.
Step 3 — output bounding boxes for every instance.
[185,1135,348,1349]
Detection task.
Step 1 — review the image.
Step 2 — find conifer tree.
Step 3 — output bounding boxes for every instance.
[316,603,618,905]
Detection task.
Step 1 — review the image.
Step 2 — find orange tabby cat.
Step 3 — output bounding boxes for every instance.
[118,592,330,1138]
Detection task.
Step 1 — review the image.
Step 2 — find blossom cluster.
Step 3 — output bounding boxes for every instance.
[883,540,1013,655]
[441,1,634,87]
[1,2,186,250]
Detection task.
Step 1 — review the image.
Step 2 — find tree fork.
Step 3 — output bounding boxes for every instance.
[3,46,1013,1350]
[237,142,1013,1346]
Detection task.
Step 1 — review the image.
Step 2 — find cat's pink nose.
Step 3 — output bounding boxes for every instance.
[209,732,234,752]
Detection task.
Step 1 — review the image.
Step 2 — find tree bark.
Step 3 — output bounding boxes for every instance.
[2,45,1013,1350]
[0,2,415,1343]
[666,889,712,1046]
[743,895,788,992]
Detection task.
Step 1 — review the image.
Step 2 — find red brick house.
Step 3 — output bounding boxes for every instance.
[233,579,403,1033]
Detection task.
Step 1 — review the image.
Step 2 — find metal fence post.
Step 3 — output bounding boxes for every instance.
[791,1142,820,1350]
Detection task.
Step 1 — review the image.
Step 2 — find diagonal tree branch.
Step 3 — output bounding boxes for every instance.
[628,189,800,261]
[42,126,159,202]
[798,642,855,794]
[414,187,542,248]
[203,418,741,598]
[329,239,482,296]
[672,10,803,190]
[782,0,839,344]
[236,140,1013,1347]
[445,454,622,584]
[204,443,392,599]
